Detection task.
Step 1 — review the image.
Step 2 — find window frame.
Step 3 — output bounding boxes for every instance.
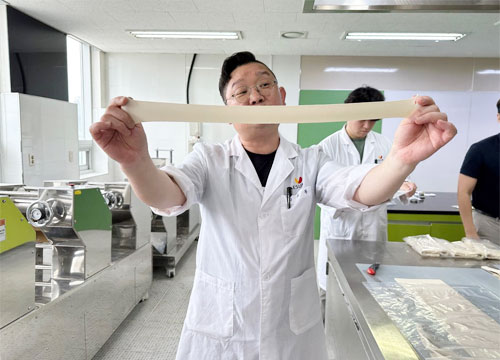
[67,36,94,175]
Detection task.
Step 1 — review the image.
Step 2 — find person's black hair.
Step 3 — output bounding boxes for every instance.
[344,86,385,104]
[497,98,500,114]
[218,51,276,103]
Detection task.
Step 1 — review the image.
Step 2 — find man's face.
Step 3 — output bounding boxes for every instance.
[224,62,286,135]
[224,62,285,106]
[345,120,378,139]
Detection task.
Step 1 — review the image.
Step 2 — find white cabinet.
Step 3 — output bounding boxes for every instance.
[0,93,79,185]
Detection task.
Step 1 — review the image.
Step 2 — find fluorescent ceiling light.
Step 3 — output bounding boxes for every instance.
[324,67,398,73]
[476,69,500,75]
[344,32,466,41]
[309,0,499,12]
[128,31,241,40]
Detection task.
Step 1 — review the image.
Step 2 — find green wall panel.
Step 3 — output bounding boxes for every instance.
[297,90,383,239]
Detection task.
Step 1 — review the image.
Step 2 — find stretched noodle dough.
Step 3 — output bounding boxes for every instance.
[123,99,417,124]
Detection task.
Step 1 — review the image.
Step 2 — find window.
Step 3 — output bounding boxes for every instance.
[78,140,92,171]
[67,36,92,173]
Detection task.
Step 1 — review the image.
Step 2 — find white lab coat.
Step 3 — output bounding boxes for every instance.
[316,126,392,290]
[153,134,374,360]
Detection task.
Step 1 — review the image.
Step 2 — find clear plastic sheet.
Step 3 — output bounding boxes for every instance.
[364,281,500,359]
[404,235,500,260]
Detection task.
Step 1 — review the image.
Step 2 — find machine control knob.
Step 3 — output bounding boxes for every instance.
[31,208,43,221]
[47,198,66,223]
[26,201,54,227]
[103,191,117,209]
[112,191,124,209]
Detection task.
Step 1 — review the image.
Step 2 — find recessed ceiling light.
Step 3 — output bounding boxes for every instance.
[280,31,308,39]
[344,32,466,41]
[127,30,242,40]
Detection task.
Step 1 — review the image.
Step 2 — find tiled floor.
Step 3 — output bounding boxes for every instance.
[93,240,321,360]
[93,243,197,360]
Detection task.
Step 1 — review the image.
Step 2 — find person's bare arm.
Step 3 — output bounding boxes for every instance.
[120,157,186,210]
[457,173,479,239]
[401,181,417,197]
[353,153,416,205]
[90,96,186,209]
[353,96,456,205]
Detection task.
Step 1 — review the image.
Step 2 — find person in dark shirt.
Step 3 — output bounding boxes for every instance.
[458,99,500,244]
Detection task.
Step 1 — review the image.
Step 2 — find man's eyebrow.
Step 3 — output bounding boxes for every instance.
[256,70,272,77]
[231,78,245,89]
[231,70,274,89]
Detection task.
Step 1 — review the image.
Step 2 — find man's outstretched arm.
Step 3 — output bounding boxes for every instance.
[354,96,457,206]
[90,96,186,209]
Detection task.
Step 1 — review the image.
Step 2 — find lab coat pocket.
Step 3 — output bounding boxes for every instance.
[185,270,234,339]
[289,267,322,335]
[328,209,351,238]
[281,186,313,238]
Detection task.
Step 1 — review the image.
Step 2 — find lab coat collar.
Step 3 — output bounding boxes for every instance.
[229,134,298,204]
[340,125,378,164]
[262,135,297,207]
[231,135,263,191]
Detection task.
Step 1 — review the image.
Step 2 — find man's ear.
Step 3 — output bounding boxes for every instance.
[279,87,286,105]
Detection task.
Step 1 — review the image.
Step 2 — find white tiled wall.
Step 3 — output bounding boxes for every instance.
[300,56,500,92]
[105,52,300,179]
[300,56,500,192]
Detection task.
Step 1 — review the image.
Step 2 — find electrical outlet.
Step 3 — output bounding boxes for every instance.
[28,154,35,166]
[69,151,74,162]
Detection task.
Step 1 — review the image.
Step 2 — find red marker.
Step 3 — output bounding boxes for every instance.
[367,263,380,276]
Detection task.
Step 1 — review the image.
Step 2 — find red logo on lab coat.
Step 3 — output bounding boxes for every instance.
[294,177,302,184]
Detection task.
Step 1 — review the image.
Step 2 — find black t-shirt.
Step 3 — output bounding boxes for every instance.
[460,133,500,218]
[245,149,276,187]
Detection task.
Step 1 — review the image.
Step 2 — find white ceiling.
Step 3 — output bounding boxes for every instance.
[4,0,500,57]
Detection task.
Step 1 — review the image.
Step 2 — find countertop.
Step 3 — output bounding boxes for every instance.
[387,191,459,215]
[325,239,500,359]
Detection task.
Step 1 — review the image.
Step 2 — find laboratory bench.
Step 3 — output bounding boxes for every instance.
[325,239,500,360]
[387,192,465,242]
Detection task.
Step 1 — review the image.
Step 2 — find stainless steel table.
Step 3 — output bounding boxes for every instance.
[387,192,459,215]
[324,239,500,360]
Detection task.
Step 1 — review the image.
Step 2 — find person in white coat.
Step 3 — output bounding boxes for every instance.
[316,86,417,299]
[90,52,456,360]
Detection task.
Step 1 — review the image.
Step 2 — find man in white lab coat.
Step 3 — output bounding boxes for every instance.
[90,52,456,360]
[316,86,417,300]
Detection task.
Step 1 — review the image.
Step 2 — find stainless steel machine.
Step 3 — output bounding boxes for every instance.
[0,182,152,360]
[89,182,152,252]
[45,180,152,253]
[0,184,112,303]
[152,204,200,277]
[0,195,36,328]
[148,150,200,277]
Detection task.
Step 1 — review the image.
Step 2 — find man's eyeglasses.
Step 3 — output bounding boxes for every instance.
[229,80,278,103]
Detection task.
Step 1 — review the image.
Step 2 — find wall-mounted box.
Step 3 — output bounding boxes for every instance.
[0,93,79,185]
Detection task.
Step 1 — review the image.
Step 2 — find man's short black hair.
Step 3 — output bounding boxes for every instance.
[218,51,276,103]
[497,98,500,114]
[344,86,385,104]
